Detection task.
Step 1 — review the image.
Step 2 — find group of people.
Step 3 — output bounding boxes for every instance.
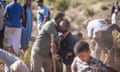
[0,0,32,56]
[0,0,119,72]
[0,0,32,72]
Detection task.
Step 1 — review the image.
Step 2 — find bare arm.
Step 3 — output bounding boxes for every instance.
[42,17,49,24]
[21,12,25,26]
[3,9,8,22]
[107,24,120,32]
[71,64,77,72]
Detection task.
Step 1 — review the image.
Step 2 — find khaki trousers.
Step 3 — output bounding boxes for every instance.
[31,53,52,72]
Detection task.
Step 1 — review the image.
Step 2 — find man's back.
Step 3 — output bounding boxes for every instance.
[87,19,105,38]
[5,2,23,28]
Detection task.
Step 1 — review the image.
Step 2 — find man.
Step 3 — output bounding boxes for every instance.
[36,0,50,31]
[0,49,29,72]
[111,1,120,25]
[4,0,25,56]
[87,19,120,65]
[58,19,76,72]
[31,12,64,72]
[94,24,120,65]
[0,0,5,48]
[87,19,106,39]
[111,1,120,15]
[21,0,33,53]
[87,19,108,57]
[71,41,117,72]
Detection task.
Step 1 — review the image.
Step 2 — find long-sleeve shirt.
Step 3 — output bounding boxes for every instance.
[87,19,105,38]
[0,49,19,66]
[32,19,59,57]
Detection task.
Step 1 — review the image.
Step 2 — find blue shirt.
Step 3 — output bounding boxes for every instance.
[37,5,49,25]
[5,2,24,28]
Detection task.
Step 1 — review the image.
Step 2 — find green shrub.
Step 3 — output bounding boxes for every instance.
[101,5,108,11]
[70,0,81,8]
[54,0,70,12]
[113,31,120,53]
[83,7,95,17]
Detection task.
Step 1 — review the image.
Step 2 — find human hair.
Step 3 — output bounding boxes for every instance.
[74,41,89,54]
[14,0,17,2]
[61,19,70,27]
[37,0,43,3]
[54,12,64,21]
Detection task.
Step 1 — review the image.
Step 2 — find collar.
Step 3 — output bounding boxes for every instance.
[51,19,57,27]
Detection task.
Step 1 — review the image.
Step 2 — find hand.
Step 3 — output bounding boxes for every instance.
[63,31,70,38]
[67,52,73,56]
[50,42,56,49]
[50,42,56,54]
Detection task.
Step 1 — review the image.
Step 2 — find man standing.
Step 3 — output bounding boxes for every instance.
[111,1,120,15]
[58,19,76,72]
[111,1,120,25]
[21,0,33,53]
[4,0,25,56]
[0,0,5,48]
[36,0,50,31]
[31,13,64,72]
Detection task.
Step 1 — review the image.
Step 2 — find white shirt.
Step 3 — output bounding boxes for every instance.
[111,13,118,24]
[87,19,105,38]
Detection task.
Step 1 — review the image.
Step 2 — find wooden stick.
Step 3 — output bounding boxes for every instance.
[51,34,56,72]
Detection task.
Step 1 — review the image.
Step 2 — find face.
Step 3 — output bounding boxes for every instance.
[2,1,6,6]
[26,0,31,7]
[59,21,69,33]
[77,50,91,62]
[38,1,43,6]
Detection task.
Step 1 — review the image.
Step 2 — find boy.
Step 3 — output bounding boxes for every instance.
[71,41,116,72]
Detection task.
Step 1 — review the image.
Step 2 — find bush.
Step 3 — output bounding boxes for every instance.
[113,31,120,53]
[54,0,70,12]
[83,7,95,17]
[101,5,108,11]
[70,0,81,8]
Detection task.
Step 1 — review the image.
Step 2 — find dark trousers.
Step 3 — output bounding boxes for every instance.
[0,28,4,48]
